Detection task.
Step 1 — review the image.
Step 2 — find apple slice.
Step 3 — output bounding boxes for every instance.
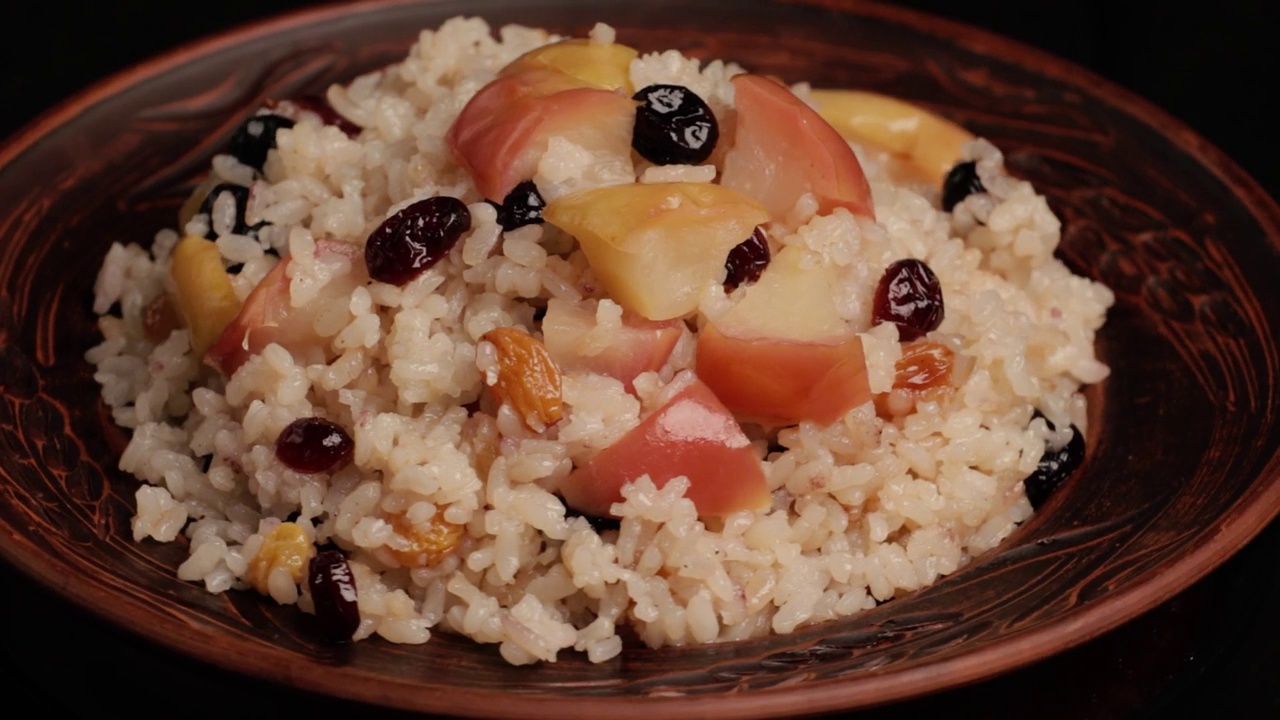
[543,182,770,321]
[560,377,770,518]
[170,235,242,357]
[541,298,682,391]
[205,239,364,375]
[446,68,636,202]
[720,74,874,221]
[500,38,638,93]
[808,89,975,185]
[696,244,870,426]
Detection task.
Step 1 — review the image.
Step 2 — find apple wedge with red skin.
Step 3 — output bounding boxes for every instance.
[205,239,365,376]
[541,298,682,392]
[560,377,771,519]
[445,68,636,201]
[696,244,871,426]
[721,74,875,221]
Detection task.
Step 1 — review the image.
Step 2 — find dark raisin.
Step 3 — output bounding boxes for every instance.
[198,183,257,239]
[872,259,945,341]
[941,160,985,212]
[724,227,770,291]
[489,180,546,231]
[562,501,621,534]
[286,94,362,138]
[631,84,719,165]
[364,196,471,286]
[1025,412,1086,509]
[275,417,354,474]
[307,550,361,643]
[227,113,295,172]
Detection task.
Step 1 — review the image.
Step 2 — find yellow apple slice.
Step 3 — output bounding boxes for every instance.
[696,244,870,426]
[543,182,770,321]
[721,74,875,221]
[501,38,639,93]
[808,89,975,185]
[170,235,242,357]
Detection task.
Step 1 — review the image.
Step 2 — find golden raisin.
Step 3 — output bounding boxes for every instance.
[482,326,564,431]
[142,293,182,342]
[246,522,316,595]
[876,341,957,417]
[387,514,464,569]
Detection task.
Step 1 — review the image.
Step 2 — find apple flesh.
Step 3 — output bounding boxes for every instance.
[808,89,975,185]
[559,377,770,518]
[542,182,770,321]
[696,244,870,426]
[445,68,636,202]
[205,239,364,375]
[720,74,875,221]
[541,298,682,392]
[500,38,638,93]
[169,235,243,358]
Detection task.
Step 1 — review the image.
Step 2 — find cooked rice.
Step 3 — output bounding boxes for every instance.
[86,17,1112,664]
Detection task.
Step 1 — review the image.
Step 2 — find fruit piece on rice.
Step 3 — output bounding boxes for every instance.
[170,234,242,357]
[559,377,770,518]
[500,37,639,93]
[720,74,875,222]
[696,244,871,426]
[541,297,682,392]
[543,182,770,321]
[205,238,365,375]
[445,67,636,202]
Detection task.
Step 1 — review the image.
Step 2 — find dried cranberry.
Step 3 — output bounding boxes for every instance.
[307,550,360,643]
[275,417,354,474]
[1025,411,1086,509]
[724,227,770,291]
[227,113,295,172]
[489,180,546,231]
[872,258,945,341]
[364,196,471,286]
[631,84,719,165]
[941,160,985,212]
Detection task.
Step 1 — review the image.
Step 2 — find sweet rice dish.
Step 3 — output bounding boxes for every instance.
[86,17,1113,664]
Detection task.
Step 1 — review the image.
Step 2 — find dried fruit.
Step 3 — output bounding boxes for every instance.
[364,196,471,286]
[490,180,546,231]
[198,183,265,239]
[942,160,986,212]
[723,227,770,292]
[275,417,355,474]
[875,341,957,417]
[872,258,944,341]
[142,293,181,342]
[1025,412,1086,508]
[227,113,295,172]
[246,522,315,595]
[308,549,360,643]
[387,514,464,568]
[482,326,564,432]
[631,84,719,165]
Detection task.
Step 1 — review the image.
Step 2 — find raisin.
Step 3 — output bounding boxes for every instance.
[872,258,945,341]
[198,183,257,239]
[489,180,546,231]
[275,417,354,474]
[482,327,564,432]
[1025,411,1086,509]
[227,113,295,172]
[941,160,985,212]
[364,196,471,286]
[724,227,770,291]
[563,503,621,534]
[307,550,360,643]
[631,84,719,165]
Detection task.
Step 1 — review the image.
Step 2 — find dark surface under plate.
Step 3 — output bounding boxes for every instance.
[1,1,1277,718]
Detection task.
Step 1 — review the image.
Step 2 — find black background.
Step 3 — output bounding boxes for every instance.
[1,1,1276,718]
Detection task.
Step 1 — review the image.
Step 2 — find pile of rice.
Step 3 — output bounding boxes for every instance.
[86,17,1112,664]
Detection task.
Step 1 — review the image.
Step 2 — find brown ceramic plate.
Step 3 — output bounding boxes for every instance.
[1,0,1277,717]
